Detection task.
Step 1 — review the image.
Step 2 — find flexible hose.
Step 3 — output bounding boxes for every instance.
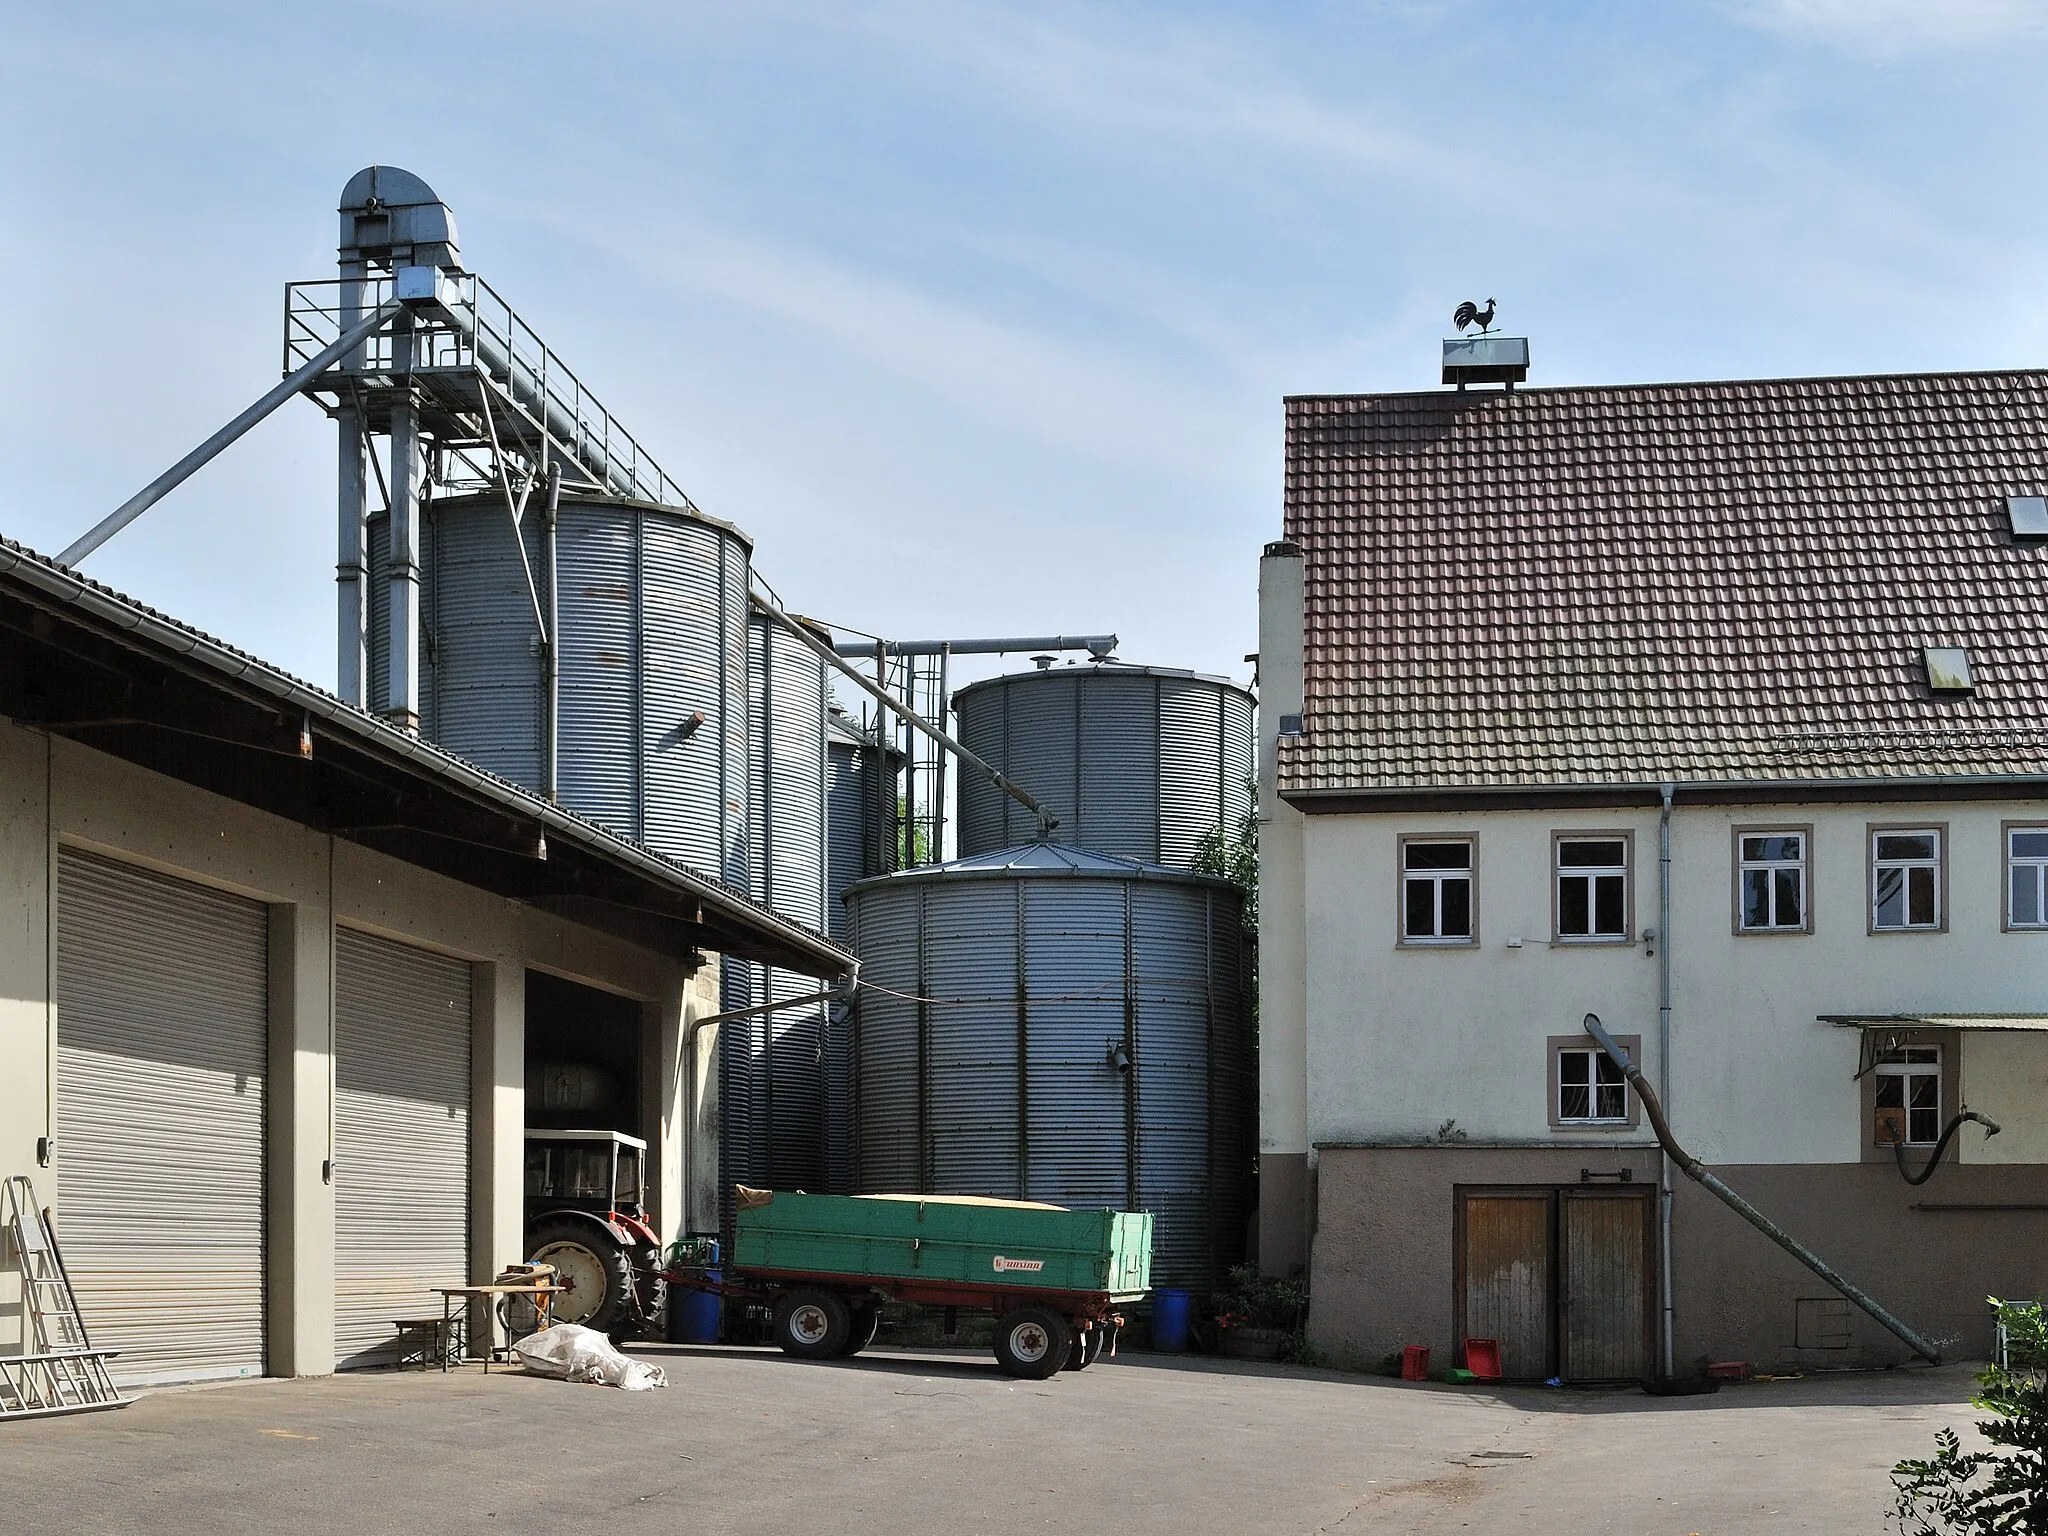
[1893,1111,2002,1187]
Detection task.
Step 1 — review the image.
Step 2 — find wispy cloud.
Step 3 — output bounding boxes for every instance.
[1726,0,2048,54]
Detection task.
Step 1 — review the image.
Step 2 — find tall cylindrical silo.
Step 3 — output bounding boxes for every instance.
[845,844,1253,1292]
[371,491,752,883]
[824,708,902,1194]
[952,662,1255,868]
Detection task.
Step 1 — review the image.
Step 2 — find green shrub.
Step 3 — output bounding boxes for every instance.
[1891,1298,2048,1535]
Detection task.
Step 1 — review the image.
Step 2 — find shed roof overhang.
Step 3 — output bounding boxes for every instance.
[0,539,854,980]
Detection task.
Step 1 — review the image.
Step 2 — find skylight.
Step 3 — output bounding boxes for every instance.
[2008,496,2048,538]
[1925,647,1974,694]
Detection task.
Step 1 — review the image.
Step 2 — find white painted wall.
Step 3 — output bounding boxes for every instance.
[1301,798,2048,1166]
[0,719,700,1373]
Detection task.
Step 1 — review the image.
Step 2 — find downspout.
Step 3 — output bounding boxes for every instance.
[541,463,562,802]
[1656,783,1674,1383]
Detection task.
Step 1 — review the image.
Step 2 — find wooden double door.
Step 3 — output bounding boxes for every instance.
[1457,1186,1653,1382]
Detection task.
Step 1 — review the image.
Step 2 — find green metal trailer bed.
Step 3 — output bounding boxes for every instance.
[667,1190,1152,1379]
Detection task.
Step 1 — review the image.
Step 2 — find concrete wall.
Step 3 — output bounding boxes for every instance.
[1256,544,1309,1273]
[1300,799,2048,1162]
[1313,1145,2048,1374]
[0,718,703,1374]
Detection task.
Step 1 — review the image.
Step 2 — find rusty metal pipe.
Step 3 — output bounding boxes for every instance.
[1582,1012,1943,1365]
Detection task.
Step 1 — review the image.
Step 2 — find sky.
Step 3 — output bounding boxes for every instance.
[3,0,2046,702]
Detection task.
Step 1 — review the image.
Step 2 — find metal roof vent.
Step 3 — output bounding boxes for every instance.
[2007,495,2048,539]
[1925,647,1975,694]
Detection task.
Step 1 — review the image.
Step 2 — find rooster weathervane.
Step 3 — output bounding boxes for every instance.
[1452,298,1497,335]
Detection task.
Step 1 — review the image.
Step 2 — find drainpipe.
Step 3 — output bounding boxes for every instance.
[541,463,562,802]
[1656,783,1675,1382]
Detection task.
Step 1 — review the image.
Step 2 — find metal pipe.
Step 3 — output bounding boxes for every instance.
[831,634,1116,659]
[750,589,1060,840]
[62,298,407,567]
[1582,1012,1943,1365]
[1656,783,1675,1382]
[541,463,562,802]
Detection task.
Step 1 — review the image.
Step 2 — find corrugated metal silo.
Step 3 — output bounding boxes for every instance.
[823,709,901,1193]
[370,492,752,882]
[952,663,1255,868]
[845,844,1253,1291]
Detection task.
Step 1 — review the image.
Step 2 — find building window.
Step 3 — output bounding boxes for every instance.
[1736,829,1809,933]
[2009,826,2048,930]
[1871,827,1943,932]
[1873,1047,1940,1146]
[1554,834,1630,942]
[1547,1035,1640,1128]
[1401,837,1474,944]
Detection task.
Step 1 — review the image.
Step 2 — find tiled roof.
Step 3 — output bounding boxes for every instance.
[1280,369,2048,796]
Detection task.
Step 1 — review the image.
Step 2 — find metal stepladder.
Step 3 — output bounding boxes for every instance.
[1,1175,128,1419]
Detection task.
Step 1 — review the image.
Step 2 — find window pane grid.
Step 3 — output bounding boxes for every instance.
[1556,837,1628,940]
[2010,829,2048,929]
[1557,1048,1628,1123]
[1402,840,1473,943]
[1874,1049,1941,1146]
[1872,829,1942,931]
[1737,831,1806,931]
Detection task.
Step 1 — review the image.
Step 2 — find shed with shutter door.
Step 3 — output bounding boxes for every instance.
[333,930,473,1369]
[55,849,270,1387]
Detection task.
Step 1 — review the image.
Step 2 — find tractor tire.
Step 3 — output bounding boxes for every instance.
[632,1246,668,1342]
[774,1289,851,1359]
[528,1219,636,1335]
[994,1307,1072,1380]
[1064,1327,1104,1372]
[841,1302,880,1357]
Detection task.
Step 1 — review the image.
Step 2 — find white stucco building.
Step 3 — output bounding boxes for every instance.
[1258,369,2048,1378]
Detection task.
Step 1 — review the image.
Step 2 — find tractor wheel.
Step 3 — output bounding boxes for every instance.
[528,1219,635,1335]
[994,1307,1072,1380]
[773,1289,851,1359]
[1064,1327,1104,1372]
[841,1302,880,1357]
[632,1246,668,1342]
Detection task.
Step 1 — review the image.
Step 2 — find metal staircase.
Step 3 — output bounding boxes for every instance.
[0,1175,127,1419]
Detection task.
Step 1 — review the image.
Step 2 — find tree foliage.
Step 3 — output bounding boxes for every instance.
[1193,775,1258,930]
[1893,1298,2048,1535]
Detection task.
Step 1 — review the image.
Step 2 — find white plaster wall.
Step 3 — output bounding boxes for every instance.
[0,720,699,1372]
[1959,1032,2048,1164]
[1302,797,2048,1166]
[1257,548,1308,1162]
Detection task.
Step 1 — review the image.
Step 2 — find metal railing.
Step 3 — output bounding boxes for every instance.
[285,273,697,511]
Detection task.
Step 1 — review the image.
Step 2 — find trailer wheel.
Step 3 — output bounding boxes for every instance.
[994,1307,1072,1380]
[1063,1327,1103,1372]
[528,1219,635,1334]
[774,1289,851,1359]
[841,1302,880,1357]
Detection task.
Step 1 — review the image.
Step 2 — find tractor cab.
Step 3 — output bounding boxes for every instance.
[523,1129,664,1336]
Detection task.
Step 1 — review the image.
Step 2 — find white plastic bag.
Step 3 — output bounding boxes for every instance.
[511,1323,668,1391]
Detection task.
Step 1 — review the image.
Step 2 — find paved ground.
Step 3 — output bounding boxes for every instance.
[4,1344,1982,1535]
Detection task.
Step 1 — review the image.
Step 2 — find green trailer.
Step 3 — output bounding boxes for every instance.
[667,1190,1152,1379]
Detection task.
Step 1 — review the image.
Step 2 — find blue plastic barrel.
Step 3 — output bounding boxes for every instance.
[670,1269,723,1344]
[1150,1288,1191,1353]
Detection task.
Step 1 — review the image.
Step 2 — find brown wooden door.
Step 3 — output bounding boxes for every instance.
[1563,1192,1649,1381]
[1461,1194,1552,1379]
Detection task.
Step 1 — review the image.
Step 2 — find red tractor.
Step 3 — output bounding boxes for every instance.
[523,1129,665,1337]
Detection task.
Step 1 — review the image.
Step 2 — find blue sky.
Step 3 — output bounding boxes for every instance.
[3,1,2044,697]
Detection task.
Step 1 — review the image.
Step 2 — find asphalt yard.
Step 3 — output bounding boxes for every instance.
[2,1345,1982,1535]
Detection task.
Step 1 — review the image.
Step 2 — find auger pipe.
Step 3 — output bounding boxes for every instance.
[63,299,408,567]
[1582,1012,1943,1366]
[748,589,1059,840]
[831,635,1117,659]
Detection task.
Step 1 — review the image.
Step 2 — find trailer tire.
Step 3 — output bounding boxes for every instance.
[774,1289,851,1359]
[1064,1327,1103,1371]
[528,1219,636,1335]
[994,1307,1072,1380]
[841,1303,880,1357]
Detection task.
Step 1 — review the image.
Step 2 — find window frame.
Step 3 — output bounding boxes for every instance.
[1859,1029,1959,1163]
[1546,1034,1642,1131]
[1872,1046,1943,1148]
[1731,823,1814,937]
[2003,821,2048,934]
[1396,833,1479,949]
[1867,822,1948,935]
[1550,830,1635,946]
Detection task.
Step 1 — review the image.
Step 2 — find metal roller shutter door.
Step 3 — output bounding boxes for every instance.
[334,930,472,1368]
[55,849,269,1387]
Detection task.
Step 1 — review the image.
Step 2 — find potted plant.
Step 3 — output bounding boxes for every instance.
[1211,1264,1307,1360]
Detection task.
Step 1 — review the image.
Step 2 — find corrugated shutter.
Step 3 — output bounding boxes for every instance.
[334,930,471,1368]
[55,849,268,1387]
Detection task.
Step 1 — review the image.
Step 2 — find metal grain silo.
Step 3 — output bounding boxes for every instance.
[952,663,1255,868]
[845,844,1253,1291]
[721,611,833,1195]
[371,492,752,882]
